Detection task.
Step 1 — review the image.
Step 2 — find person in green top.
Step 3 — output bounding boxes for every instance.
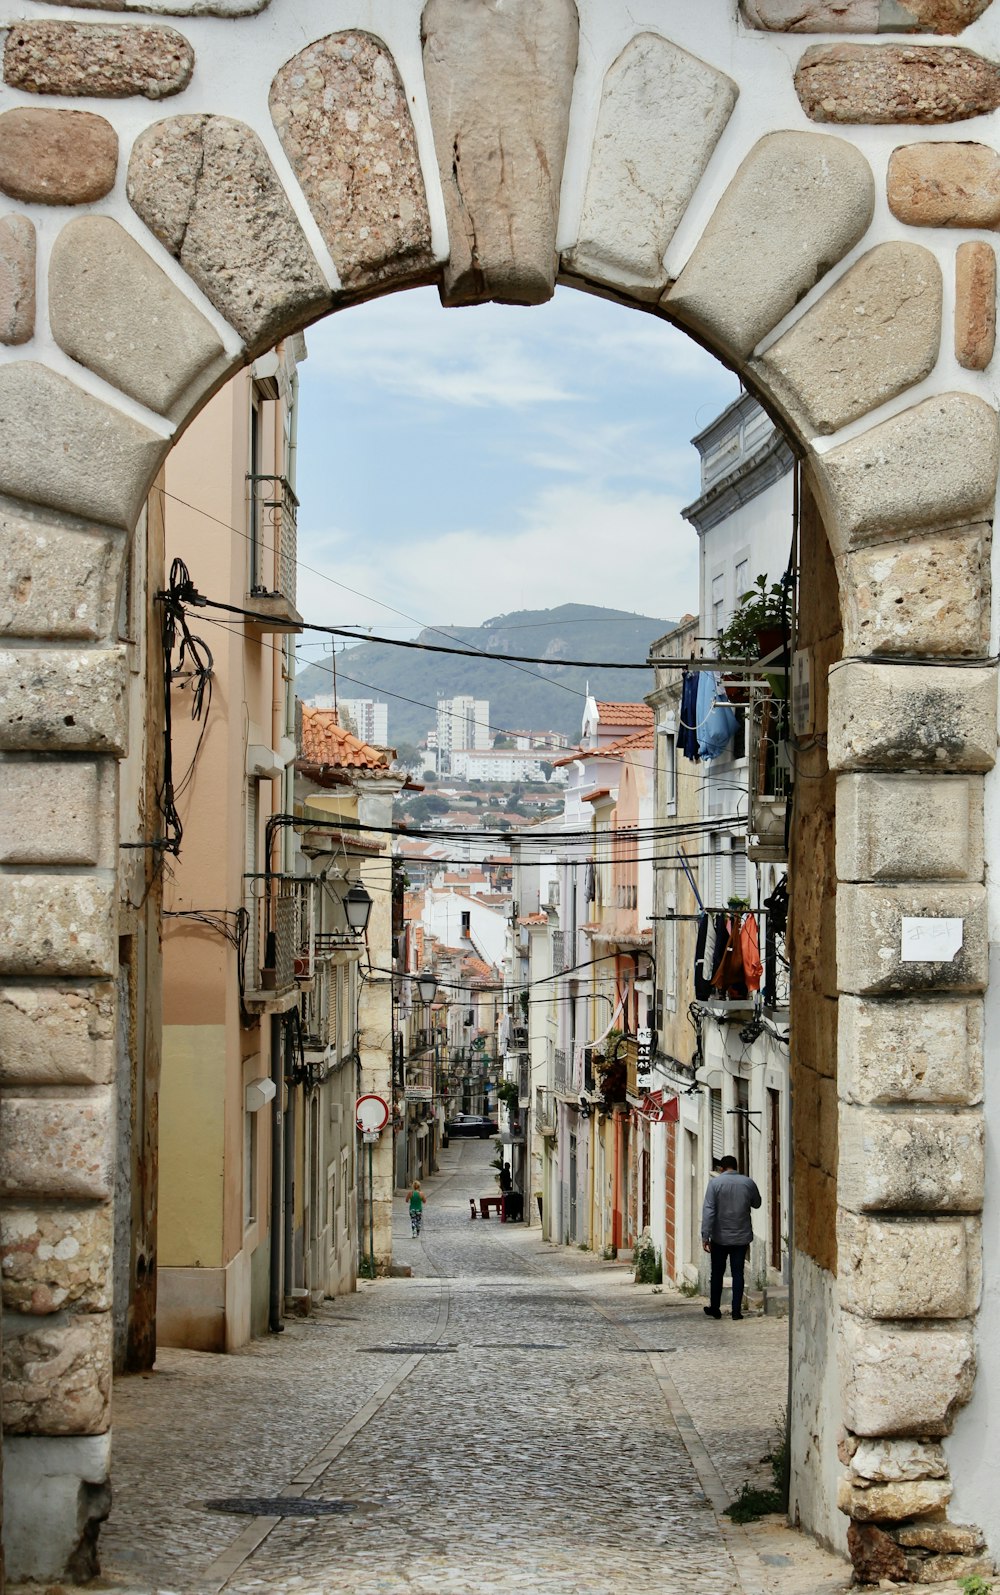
[408,1181,426,1238]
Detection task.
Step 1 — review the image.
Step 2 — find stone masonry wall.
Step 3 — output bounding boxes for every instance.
[1,0,1000,1583]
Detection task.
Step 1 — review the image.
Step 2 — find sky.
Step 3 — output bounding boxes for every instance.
[293,285,740,653]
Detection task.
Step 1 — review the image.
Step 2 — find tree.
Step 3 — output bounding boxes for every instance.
[394,740,422,770]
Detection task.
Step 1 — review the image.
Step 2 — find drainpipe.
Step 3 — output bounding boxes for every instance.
[268,1013,284,1333]
[283,1046,295,1300]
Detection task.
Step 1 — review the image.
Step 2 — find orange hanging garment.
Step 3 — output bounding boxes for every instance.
[739,913,763,994]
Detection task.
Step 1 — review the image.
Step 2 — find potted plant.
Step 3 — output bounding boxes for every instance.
[718,574,789,663]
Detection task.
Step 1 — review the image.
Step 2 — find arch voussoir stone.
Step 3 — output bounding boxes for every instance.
[664,131,875,363]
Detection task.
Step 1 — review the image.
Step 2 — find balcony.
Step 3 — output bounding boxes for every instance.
[243,876,313,1014]
[244,473,303,633]
[535,1086,557,1136]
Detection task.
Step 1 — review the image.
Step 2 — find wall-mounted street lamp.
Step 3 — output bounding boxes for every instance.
[344,881,373,935]
[417,971,437,1005]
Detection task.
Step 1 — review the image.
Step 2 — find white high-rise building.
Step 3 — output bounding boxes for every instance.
[339,699,388,746]
[436,695,489,771]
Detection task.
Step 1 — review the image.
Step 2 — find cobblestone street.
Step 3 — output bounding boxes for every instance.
[98,1140,852,1595]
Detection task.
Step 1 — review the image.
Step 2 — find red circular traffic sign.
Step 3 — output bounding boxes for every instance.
[356,1094,390,1133]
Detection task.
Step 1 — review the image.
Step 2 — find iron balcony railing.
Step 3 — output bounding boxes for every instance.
[554,1047,569,1093]
[535,1086,556,1134]
[246,473,298,606]
[245,875,315,997]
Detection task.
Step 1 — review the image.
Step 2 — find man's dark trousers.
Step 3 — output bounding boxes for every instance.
[710,1242,748,1316]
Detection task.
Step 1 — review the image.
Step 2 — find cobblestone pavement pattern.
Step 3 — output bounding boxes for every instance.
[96,1141,854,1595]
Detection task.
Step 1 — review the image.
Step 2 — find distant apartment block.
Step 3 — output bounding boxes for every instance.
[339,698,388,746]
[436,695,490,771]
[450,748,563,783]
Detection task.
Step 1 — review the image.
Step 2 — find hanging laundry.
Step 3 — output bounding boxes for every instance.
[693,912,714,1000]
[584,860,596,902]
[739,914,763,994]
[712,914,749,999]
[696,671,738,761]
[679,670,700,762]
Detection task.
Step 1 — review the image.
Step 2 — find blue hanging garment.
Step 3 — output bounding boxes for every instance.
[696,671,737,761]
[678,670,701,762]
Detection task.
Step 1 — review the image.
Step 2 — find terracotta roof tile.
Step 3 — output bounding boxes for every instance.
[519,912,548,925]
[596,702,655,727]
[603,728,655,754]
[300,705,392,771]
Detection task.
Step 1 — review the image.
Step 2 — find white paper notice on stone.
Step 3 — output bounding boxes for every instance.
[900,917,964,962]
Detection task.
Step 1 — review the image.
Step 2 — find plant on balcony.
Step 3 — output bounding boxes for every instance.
[496,1079,519,1110]
[718,574,789,664]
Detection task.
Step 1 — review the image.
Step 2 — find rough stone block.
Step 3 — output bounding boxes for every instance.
[128,114,330,353]
[270,32,434,298]
[841,1314,975,1435]
[753,243,941,437]
[0,1090,113,1201]
[666,131,874,361]
[839,995,983,1105]
[827,662,997,774]
[0,874,116,979]
[837,882,987,995]
[896,1520,986,1552]
[795,44,1000,124]
[836,773,982,882]
[839,526,990,658]
[888,142,1000,229]
[50,216,227,419]
[0,214,35,346]
[838,1211,978,1317]
[2,1431,111,1584]
[2,1310,111,1434]
[849,1437,948,1483]
[847,1522,909,1585]
[4,22,194,98]
[908,1551,995,1582]
[0,984,115,1088]
[814,393,999,556]
[35,0,268,11]
[0,648,128,754]
[838,1475,952,1520]
[0,499,126,641]
[956,241,996,371]
[839,1104,984,1212]
[0,760,106,865]
[742,0,991,29]
[2,1205,112,1314]
[562,33,737,299]
[422,0,579,306]
[0,364,164,531]
[0,108,116,204]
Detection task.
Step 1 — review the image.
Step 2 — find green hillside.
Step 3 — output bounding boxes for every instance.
[294,603,676,745]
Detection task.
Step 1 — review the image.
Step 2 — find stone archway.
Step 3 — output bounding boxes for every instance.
[1,0,997,1582]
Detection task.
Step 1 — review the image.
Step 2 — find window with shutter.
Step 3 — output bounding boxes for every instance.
[245,780,259,979]
[711,1089,723,1160]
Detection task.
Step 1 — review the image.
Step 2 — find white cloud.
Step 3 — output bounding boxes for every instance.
[296,481,698,638]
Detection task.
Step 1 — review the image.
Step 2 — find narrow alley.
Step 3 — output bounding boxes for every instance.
[99,1142,850,1595]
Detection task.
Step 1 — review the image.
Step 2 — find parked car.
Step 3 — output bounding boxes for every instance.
[445,1113,499,1139]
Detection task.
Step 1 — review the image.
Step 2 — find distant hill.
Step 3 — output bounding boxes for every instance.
[294,603,676,745]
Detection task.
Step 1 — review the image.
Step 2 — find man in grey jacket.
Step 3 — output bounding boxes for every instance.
[701,1155,762,1320]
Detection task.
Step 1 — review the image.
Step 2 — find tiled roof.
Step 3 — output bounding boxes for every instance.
[300,706,392,771]
[582,787,613,803]
[596,702,655,727]
[519,912,548,926]
[462,955,493,978]
[604,728,655,754]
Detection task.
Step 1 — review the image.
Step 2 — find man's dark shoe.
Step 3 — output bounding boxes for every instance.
[732,1312,744,1320]
[703,1307,722,1319]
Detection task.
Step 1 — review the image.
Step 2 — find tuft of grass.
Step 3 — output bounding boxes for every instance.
[724,1482,785,1523]
[633,1235,662,1285]
[959,1578,993,1595]
[678,1278,700,1298]
[725,1411,790,1523]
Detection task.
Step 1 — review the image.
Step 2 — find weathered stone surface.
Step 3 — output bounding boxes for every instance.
[847,1521,908,1585]
[896,1520,986,1552]
[827,662,997,773]
[840,1104,984,1211]
[888,142,1000,229]
[422,0,579,306]
[838,1211,977,1317]
[5,22,193,98]
[35,0,267,11]
[563,33,737,299]
[3,1433,111,1584]
[128,114,330,352]
[849,1437,949,1483]
[837,773,982,882]
[0,875,117,980]
[841,1315,976,1435]
[2,1311,111,1434]
[0,984,115,1087]
[815,394,999,555]
[0,761,104,865]
[753,243,941,437]
[0,364,163,530]
[0,109,116,204]
[837,882,987,995]
[839,1475,953,1520]
[0,214,35,346]
[50,216,226,419]
[270,32,434,297]
[956,241,996,370]
[839,995,983,1105]
[743,0,992,29]
[908,1551,995,1581]
[840,526,990,658]
[0,648,127,754]
[0,1090,113,1200]
[0,500,125,641]
[666,131,874,361]
[795,44,1000,125]
[2,1206,112,1314]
